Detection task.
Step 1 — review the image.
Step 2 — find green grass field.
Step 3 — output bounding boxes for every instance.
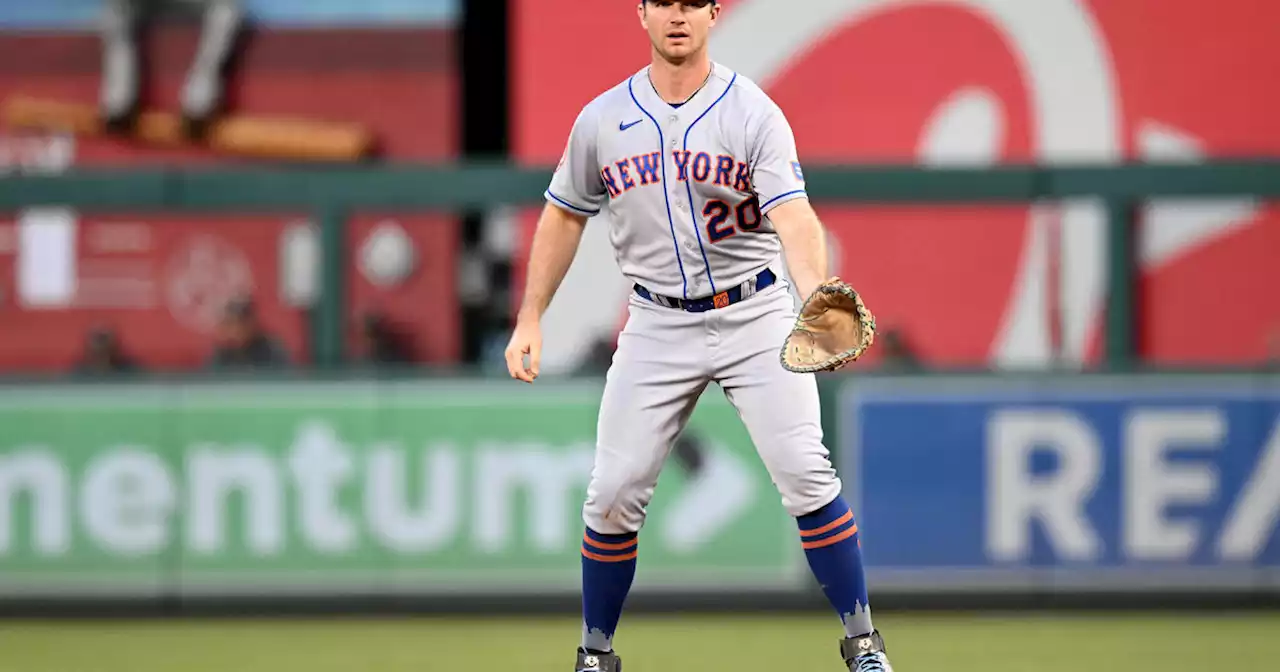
[1,612,1276,672]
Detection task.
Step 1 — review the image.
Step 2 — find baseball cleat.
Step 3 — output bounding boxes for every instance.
[575,647,622,672]
[840,630,894,672]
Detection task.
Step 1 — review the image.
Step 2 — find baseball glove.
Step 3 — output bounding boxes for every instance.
[780,277,876,373]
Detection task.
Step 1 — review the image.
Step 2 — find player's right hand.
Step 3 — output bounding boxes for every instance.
[504,319,542,383]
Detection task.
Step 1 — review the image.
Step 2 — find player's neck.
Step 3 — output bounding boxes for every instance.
[648,52,712,105]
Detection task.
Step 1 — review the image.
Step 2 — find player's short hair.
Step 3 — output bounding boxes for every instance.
[641,0,718,16]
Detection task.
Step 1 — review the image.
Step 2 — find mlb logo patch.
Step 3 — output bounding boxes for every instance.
[791,161,804,182]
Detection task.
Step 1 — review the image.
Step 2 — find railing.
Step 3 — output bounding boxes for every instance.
[4,160,1279,368]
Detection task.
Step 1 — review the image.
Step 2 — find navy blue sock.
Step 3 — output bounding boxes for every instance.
[580,527,639,652]
[797,496,874,638]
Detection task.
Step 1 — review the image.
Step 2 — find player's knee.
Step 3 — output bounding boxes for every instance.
[772,463,843,518]
[582,493,648,535]
[582,469,653,535]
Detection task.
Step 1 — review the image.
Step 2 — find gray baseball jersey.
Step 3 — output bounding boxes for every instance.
[546,62,808,300]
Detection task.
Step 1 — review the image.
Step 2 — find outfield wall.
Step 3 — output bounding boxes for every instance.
[0,372,1276,613]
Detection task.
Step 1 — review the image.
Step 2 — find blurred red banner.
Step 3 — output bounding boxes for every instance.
[511,0,1280,371]
[0,212,459,372]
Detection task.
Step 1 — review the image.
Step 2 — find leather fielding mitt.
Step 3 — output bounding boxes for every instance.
[780,277,876,374]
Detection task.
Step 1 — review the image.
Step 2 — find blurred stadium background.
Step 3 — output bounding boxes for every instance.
[0,1,1278,670]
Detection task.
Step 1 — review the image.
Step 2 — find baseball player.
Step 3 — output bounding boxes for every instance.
[504,2,894,671]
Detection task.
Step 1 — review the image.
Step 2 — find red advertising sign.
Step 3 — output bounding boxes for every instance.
[0,213,307,371]
[511,0,1280,371]
[0,211,459,373]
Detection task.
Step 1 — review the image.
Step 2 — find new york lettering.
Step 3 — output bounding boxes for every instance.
[601,150,752,198]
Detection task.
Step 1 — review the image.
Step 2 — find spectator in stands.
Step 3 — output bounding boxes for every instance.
[206,295,289,370]
[354,310,414,366]
[73,325,138,375]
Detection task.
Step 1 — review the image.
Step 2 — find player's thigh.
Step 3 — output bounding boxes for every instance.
[716,292,841,517]
[719,358,840,517]
[586,304,710,533]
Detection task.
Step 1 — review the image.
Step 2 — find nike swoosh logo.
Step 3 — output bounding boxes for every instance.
[619,119,643,131]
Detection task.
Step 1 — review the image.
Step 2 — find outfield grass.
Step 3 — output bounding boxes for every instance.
[1,612,1276,672]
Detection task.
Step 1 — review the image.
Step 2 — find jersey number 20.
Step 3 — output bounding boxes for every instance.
[703,195,763,243]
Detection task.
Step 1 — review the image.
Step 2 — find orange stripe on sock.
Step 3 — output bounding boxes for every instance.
[583,533,638,551]
[801,523,858,550]
[800,510,853,537]
[582,547,639,563]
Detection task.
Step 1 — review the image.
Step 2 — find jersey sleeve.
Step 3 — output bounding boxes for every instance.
[545,107,606,218]
[749,103,808,215]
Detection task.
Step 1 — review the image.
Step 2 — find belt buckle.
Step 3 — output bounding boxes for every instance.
[712,291,730,309]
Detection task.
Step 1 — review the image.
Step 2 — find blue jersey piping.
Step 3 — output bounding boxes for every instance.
[629,76,690,300]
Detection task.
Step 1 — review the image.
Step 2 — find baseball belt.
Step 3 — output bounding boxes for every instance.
[634,268,776,313]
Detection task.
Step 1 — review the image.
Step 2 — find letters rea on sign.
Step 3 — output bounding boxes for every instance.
[986,409,1280,564]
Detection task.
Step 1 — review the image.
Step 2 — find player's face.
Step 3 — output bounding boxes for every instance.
[638,0,719,64]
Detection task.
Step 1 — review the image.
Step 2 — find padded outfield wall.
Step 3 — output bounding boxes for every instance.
[0,371,1275,613]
